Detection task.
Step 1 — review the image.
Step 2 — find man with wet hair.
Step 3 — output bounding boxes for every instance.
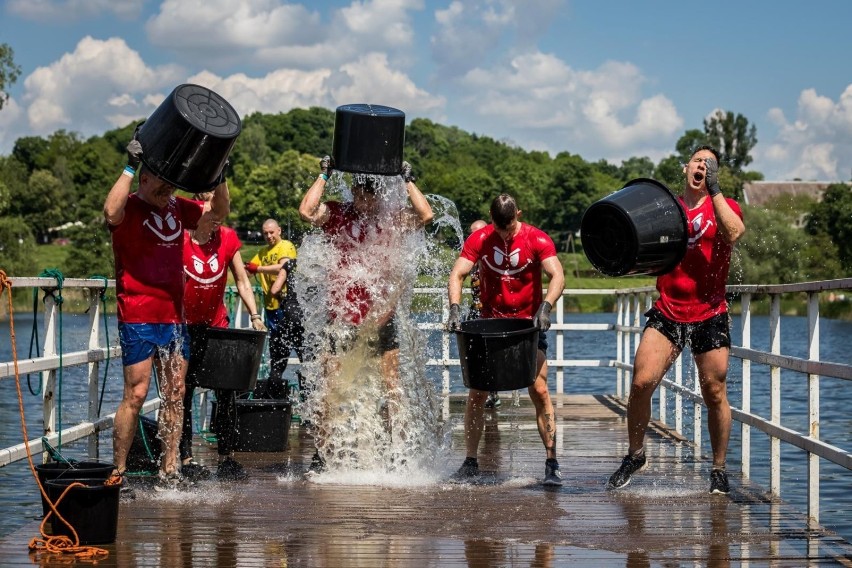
[104,139,229,491]
[447,194,566,486]
[298,156,433,471]
[607,145,745,495]
[245,218,298,399]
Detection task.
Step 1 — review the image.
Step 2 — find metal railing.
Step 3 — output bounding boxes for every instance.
[2,276,851,526]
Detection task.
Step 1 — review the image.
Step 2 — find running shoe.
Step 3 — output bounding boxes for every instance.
[217,457,248,481]
[607,453,647,490]
[484,392,502,409]
[452,457,480,480]
[181,460,211,481]
[543,458,563,486]
[709,468,730,495]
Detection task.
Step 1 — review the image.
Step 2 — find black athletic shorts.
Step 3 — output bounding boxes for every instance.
[644,307,731,355]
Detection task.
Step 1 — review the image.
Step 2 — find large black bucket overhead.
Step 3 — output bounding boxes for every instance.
[581,178,688,277]
[135,83,241,192]
[332,104,405,175]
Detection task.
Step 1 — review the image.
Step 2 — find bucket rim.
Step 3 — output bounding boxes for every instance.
[455,321,539,339]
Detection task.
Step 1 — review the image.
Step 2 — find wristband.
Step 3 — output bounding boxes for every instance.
[320,173,329,181]
[122,165,136,178]
[250,314,262,320]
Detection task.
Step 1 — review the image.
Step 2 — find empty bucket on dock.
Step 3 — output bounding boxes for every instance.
[233,399,293,452]
[45,477,121,545]
[580,178,688,276]
[34,461,114,519]
[188,327,267,392]
[455,318,539,391]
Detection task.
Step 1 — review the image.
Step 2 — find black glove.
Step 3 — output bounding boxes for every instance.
[704,157,721,197]
[446,303,461,331]
[214,159,229,186]
[320,155,334,178]
[126,140,143,170]
[400,161,416,183]
[534,301,552,332]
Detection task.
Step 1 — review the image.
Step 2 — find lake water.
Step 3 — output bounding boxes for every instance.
[1,311,851,542]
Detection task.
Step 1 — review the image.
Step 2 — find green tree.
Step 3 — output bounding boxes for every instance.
[703,110,757,171]
[734,206,806,284]
[618,156,655,181]
[0,43,21,111]
[0,216,37,276]
[806,184,852,271]
[64,222,114,278]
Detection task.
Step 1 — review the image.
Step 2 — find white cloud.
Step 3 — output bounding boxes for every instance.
[146,0,422,70]
[755,85,852,181]
[7,0,143,21]
[456,51,682,161]
[0,97,24,153]
[20,36,183,134]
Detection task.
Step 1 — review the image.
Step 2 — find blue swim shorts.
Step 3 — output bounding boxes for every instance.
[118,323,191,366]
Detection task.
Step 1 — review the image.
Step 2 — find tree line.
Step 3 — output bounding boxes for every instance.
[0,105,850,285]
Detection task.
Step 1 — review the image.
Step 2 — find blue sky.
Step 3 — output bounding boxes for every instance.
[1,0,851,181]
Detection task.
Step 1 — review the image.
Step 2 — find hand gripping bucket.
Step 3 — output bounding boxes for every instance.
[135,83,241,192]
[187,327,267,392]
[45,478,121,545]
[332,103,405,174]
[455,318,540,391]
[580,178,688,276]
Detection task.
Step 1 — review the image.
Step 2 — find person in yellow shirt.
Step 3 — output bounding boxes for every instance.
[245,218,297,399]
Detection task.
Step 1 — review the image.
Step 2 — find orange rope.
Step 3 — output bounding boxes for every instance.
[0,271,109,561]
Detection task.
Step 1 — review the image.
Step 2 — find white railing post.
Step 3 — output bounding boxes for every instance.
[86,287,103,459]
[769,294,782,496]
[41,289,58,463]
[740,293,752,480]
[807,292,820,524]
[555,295,564,406]
[674,353,683,434]
[692,359,702,450]
[622,295,632,398]
[616,294,624,399]
[441,294,450,420]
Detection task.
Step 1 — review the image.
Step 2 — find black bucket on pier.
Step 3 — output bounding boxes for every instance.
[332,103,405,175]
[189,327,267,392]
[580,178,688,276]
[135,83,241,192]
[234,399,293,452]
[456,318,539,391]
[45,478,120,545]
[34,461,114,519]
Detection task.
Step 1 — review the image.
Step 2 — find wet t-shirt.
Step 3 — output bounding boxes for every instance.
[183,227,242,327]
[249,240,297,311]
[655,196,743,323]
[110,193,203,323]
[460,223,556,318]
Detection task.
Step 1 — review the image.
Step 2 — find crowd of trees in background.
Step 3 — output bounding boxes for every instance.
[0,99,850,286]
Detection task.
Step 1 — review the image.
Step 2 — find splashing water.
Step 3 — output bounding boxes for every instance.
[294,174,462,484]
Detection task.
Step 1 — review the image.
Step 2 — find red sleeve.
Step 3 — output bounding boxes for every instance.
[531,226,557,261]
[460,231,485,263]
[726,198,743,219]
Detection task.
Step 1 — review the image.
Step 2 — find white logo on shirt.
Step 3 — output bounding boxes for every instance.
[483,246,529,276]
[143,211,182,242]
[688,212,714,248]
[185,253,225,284]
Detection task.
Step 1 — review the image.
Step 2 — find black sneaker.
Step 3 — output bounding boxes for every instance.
[217,457,248,481]
[154,472,194,492]
[452,457,480,480]
[484,392,501,409]
[181,460,211,481]
[309,451,326,474]
[709,468,730,495]
[607,453,647,490]
[543,458,563,486]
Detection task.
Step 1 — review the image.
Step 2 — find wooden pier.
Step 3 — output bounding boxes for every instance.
[3,395,852,567]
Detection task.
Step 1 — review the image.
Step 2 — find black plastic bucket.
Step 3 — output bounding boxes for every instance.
[34,461,114,518]
[189,327,267,391]
[233,399,293,452]
[580,178,688,276]
[332,103,405,174]
[456,318,540,391]
[45,478,120,545]
[135,83,241,192]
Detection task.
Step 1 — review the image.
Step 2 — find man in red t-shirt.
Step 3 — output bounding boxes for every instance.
[180,192,266,482]
[447,194,565,486]
[104,140,230,490]
[298,157,433,472]
[607,146,746,495]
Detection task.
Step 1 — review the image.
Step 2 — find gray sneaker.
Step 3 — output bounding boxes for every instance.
[154,472,194,492]
[709,468,730,495]
[484,392,501,409]
[607,453,647,490]
[543,459,563,486]
[452,457,480,480]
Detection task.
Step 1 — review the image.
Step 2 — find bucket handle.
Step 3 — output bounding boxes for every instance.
[454,326,539,339]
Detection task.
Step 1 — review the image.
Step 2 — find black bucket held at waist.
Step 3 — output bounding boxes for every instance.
[455,318,540,391]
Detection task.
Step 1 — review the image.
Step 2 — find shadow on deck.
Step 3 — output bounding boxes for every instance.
[4,394,852,567]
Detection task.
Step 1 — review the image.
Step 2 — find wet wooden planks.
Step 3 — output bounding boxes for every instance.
[3,394,852,567]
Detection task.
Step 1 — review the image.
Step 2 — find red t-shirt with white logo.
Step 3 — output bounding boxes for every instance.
[654,196,743,323]
[460,223,557,318]
[183,226,242,327]
[110,193,203,323]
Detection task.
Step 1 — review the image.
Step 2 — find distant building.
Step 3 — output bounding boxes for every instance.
[742,181,851,228]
